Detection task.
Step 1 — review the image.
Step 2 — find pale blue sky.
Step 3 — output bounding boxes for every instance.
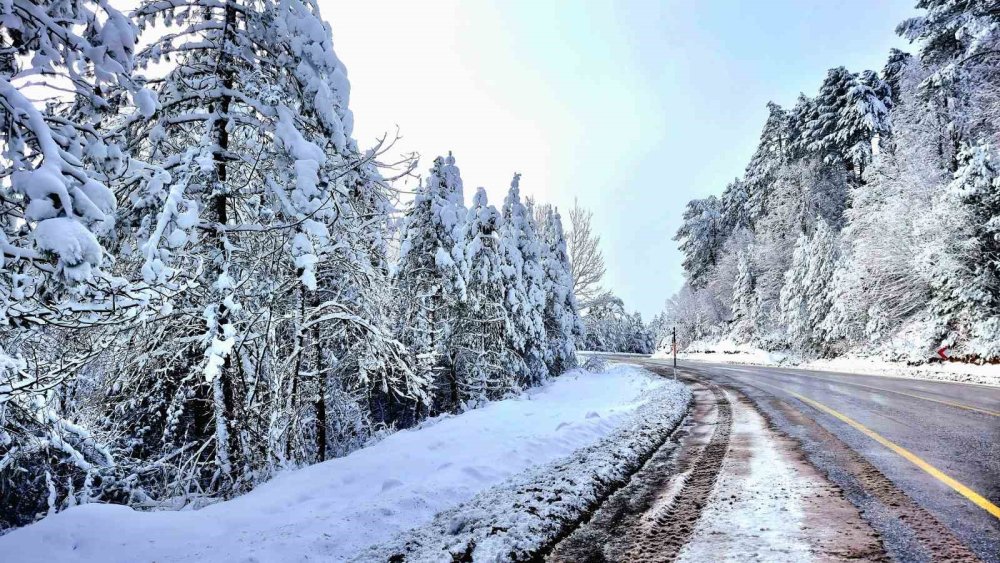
[325,1,917,319]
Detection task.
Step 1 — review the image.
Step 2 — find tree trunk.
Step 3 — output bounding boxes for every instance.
[209,0,240,480]
[313,319,327,462]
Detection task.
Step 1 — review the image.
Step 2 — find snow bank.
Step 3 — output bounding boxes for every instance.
[653,337,785,365]
[360,373,690,561]
[0,365,680,563]
[663,338,1000,387]
[798,355,1000,387]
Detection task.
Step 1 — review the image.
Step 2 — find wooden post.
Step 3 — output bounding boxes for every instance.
[672,327,677,379]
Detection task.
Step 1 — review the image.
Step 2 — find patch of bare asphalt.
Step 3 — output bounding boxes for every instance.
[768,396,981,562]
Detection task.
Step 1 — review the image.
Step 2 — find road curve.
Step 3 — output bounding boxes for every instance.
[624,357,1000,562]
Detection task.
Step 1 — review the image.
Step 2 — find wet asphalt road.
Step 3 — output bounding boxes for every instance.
[626,357,1000,562]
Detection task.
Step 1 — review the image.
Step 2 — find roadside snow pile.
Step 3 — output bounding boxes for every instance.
[0,364,684,563]
[802,356,1000,387]
[666,338,999,387]
[654,337,786,365]
[359,376,690,561]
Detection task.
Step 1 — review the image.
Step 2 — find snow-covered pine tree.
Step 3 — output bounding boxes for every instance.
[744,102,790,226]
[1,0,145,293]
[803,219,840,354]
[582,296,654,354]
[882,48,913,106]
[500,174,548,386]
[720,178,751,233]
[730,250,757,342]
[798,67,892,179]
[0,0,161,527]
[928,143,1000,359]
[451,188,521,406]
[787,94,819,160]
[843,70,893,175]
[897,0,999,67]
[394,154,467,413]
[779,232,811,353]
[898,0,1000,169]
[779,219,839,355]
[673,196,723,288]
[87,0,412,499]
[538,207,584,375]
[318,156,429,448]
[799,67,853,164]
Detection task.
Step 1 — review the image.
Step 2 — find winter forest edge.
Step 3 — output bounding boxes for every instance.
[1,0,997,535]
[662,1,1000,367]
[0,0,637,529]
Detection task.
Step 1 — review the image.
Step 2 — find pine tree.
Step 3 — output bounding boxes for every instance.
[394,154,467,413]
[844,70,893,175]
[1,0,146,290]
[779,219,839,355]
[730,251,757,341]
[897,0,999,66]
[799,67,892,178]
[779,233,811,353]
[452,188,522,406]
[673,196,723,288]
[720,178,751,233]
[804,219,840,353]
[92,0,411,497]
[929,143,1000,359]
[500,174,548,386]
[583,296,654,354]
[539,207,584,375]
[744,102,790,225]
[882,48,913,107]
[0,0,158,526]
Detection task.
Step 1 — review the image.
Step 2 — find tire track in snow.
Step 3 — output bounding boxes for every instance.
[546,373,731,562]
[623,379,732,562]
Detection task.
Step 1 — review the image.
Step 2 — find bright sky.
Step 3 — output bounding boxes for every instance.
[196,0,914,321]
[322,1,918,320]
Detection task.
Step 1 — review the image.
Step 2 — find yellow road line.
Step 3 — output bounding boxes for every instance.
[737,368,1000,417]
[781,388,1000,520]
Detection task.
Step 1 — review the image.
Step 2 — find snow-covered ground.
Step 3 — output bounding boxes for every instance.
[657,338,1000,387]
[362,368,690,561]
[0,364,684,563]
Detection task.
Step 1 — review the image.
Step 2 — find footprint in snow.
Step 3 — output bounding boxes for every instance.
[586,411,601,419]
[380,479,404,492]
[555,422,571,431]
[461,466,488,481]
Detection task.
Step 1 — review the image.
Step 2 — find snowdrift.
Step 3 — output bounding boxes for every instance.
[0,364,687,562]
[660,337,1000,387]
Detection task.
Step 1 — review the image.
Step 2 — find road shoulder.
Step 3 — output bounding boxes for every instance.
[676,390,883,562]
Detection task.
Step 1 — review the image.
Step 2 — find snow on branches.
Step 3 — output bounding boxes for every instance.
[662,0,1000,363]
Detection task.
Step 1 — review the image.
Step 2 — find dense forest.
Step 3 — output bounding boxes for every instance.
[0,0,598,530]
[662,0,1000,364]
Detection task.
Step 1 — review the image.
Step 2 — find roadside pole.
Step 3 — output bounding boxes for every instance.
[672,327,677,380]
